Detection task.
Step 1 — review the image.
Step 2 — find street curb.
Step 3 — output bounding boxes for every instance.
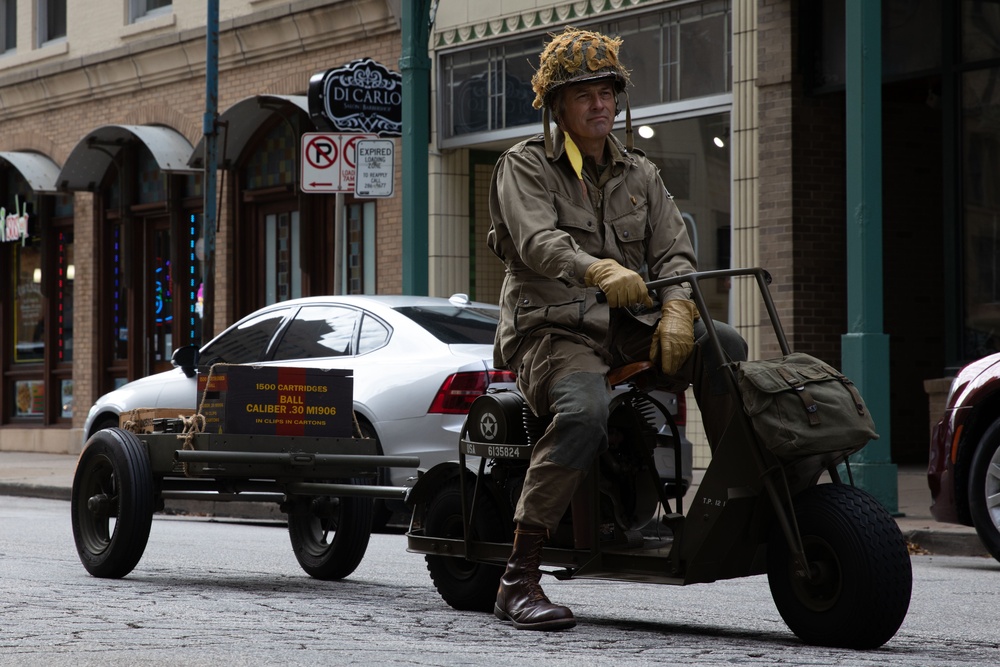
[0,484,70,502]
[903,528,990,559]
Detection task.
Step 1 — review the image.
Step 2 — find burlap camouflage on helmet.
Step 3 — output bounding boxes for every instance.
[531,27,631,111]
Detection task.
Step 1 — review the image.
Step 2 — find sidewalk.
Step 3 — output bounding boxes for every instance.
[0,450,988,557]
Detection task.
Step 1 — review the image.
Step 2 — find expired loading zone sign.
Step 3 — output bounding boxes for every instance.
[308,58,402,137]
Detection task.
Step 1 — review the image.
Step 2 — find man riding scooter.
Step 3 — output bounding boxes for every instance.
[487,26,748,631]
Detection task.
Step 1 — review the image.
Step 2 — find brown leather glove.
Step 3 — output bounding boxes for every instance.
[649,299,697,376]
[584,259,653,309]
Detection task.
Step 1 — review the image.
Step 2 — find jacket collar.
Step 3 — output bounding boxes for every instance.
[548,128,631,168]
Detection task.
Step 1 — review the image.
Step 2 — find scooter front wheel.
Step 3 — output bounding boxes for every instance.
[767,483,912,649]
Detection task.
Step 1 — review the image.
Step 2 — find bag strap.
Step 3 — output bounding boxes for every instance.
[820,364,867,416]
[776,367,821,426]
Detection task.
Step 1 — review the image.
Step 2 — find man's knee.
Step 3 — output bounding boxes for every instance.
[543,372,610,469]
[550,372,609,429]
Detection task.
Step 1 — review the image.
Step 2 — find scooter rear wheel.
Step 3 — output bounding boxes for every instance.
[424,480,507,612]
[767,483,912,649]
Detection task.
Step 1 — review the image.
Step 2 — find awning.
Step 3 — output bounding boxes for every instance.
[188,94,312,169]
[0,151,62,194]
[57,125,198,192]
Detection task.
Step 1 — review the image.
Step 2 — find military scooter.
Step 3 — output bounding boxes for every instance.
[405,268,912,649]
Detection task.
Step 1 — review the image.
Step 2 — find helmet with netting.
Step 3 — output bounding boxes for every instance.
[530,27,631,111]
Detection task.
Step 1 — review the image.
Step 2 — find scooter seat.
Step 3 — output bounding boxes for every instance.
[607,361,656,388]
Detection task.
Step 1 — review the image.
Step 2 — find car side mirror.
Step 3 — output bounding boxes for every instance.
[171,345,199,378]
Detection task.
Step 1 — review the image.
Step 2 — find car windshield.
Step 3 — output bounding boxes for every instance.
[394,306,498,345]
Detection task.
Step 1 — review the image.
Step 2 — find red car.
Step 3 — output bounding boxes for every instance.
[928,352,1000,562]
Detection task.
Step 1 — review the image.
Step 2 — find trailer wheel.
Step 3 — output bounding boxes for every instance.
[425,480,508,612]
[71,428,155,578]
[287,483,373,580]
[767,483,912,649]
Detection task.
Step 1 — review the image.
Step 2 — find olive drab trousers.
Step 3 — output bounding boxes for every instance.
[512,318,747,533]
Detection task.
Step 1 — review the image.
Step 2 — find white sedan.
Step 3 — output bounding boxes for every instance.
[84,294,510,520]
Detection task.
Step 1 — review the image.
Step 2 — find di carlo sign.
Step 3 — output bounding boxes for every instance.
[308,58,402,137]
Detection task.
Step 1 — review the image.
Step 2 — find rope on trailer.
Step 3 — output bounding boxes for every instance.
[174,362,230,476]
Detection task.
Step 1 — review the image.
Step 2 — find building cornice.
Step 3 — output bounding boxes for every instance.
[433,0,654,49]
[0,1,397,122]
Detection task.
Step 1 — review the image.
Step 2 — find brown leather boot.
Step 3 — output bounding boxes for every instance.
[494,524,576,631]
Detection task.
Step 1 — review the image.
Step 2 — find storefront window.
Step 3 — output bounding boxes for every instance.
[244,119,298,190]
[637,112,732,320]
[14,242,44,364]
[265,211,301,305]
[344,200,375,294]
[138,149,167,205]
[439,1,732,141]
[963,0,1000,62]
[962,66,1000,358]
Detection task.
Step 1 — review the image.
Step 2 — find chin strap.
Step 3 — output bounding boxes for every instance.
[624,91,633,152]
[543,106,554,159]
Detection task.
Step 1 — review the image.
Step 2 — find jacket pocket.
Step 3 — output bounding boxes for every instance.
[552,191,600,249]
[512,282,585,335]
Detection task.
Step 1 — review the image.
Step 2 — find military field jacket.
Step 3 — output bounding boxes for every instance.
[488,128,696,369]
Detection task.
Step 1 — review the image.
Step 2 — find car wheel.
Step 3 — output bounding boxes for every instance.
[356,419,394,532]
[424,480,507,612]
[967,420,1000,562]
[767,484,912,649]
[71,428,155,578]
[287,483,373,580]
[90,414,120,437]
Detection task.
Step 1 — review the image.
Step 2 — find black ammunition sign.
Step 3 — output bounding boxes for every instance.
[197,366,352,437]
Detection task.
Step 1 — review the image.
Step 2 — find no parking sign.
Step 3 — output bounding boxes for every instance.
[300,132,375,193]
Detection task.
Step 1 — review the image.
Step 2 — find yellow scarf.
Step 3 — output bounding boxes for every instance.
[563,133,585,181]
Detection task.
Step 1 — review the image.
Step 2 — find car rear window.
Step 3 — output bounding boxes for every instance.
[394,306,498,345]
[199,306,294,365]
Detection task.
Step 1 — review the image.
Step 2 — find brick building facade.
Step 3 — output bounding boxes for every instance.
[0,1,403,453]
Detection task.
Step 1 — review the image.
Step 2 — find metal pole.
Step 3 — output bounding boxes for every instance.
[202,0,219,340]
[843,0,898,513]
[399,0,432,296]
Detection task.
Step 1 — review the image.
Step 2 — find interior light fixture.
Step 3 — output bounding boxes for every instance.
[33,268,42,283]
[66,264,75,281]
[713,136,726,148]
[638,125,655,139]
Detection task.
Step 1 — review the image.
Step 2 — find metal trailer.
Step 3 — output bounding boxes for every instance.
[71,424,417,580]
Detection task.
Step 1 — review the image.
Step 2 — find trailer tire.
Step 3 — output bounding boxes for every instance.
[425,480,507,612]
[71,428,155,578]
[767,483,912,648]
[287,483,373,580]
